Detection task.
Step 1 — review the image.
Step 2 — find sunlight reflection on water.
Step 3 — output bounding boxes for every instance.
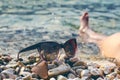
[0,0,120,54]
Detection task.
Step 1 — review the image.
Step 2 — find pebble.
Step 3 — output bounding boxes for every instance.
[80,69,91,78]
[57,75,67,80]
[90,68,103,76]
[31,61,48,79]
[76,69,82,76]
[67,73,76,79]
[1,68,15,75]
[106,72,117,79]
[100,65,115,75]
[50,77,56,80]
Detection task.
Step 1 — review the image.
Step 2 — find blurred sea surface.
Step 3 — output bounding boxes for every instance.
[0,0,120,56]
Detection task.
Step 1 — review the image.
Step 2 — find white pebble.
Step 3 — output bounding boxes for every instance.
[57,75,67,80]
[50,77,56,80]
[81,69,91,77]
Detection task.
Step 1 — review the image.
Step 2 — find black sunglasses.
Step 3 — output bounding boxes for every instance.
[17,38,77,61]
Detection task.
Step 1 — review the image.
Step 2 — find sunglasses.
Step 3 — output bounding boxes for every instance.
[17,38,77,62]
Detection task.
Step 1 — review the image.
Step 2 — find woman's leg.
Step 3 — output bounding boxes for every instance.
[79,12,120,61]
[79,12,107,44]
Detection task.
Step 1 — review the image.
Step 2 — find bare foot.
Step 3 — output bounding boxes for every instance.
[79,12,106,43]
[79,12,89,42]
[79,12,89,32]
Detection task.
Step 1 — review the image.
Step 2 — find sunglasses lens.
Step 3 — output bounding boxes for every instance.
[38,42,61,61]
[63,38,77,58]
[43,51,58,61]
[18,42,61,62]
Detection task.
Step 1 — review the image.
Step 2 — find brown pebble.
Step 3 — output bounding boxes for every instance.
[31,60,48,79]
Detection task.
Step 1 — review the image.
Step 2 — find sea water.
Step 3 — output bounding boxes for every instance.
[0,0,120,55]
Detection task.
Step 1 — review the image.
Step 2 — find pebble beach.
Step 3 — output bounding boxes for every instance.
[0,0,120,80]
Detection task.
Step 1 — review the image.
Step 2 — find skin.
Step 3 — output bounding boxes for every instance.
[79,12,120,60]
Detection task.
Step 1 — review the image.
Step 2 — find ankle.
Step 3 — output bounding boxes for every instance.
[79,26,88,33]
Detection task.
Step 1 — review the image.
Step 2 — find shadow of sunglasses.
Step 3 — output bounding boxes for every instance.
[17,38,77,61]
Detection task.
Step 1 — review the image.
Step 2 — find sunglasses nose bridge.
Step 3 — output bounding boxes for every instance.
[60,44,64,48]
